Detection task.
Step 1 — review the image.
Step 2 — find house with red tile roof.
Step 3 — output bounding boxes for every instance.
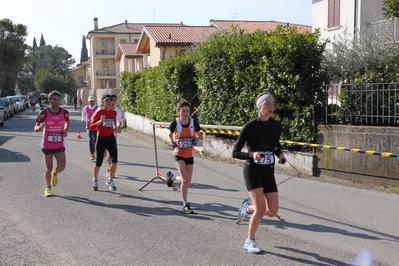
[116,43,145,72]
[135,25,218,67]
[86,18,182,91]
[89,18,311,91]
[210,19,311,33]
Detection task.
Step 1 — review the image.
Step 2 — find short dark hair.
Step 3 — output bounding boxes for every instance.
[48,90,61,100]
[176,99,191,112]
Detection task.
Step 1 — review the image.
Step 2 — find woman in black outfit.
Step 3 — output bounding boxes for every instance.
[232,92,286,254]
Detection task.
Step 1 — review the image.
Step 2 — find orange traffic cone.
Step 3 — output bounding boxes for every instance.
[76,130,83,139]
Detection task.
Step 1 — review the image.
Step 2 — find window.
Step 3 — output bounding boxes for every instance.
[175,49,187,55]
[101,39,108,54]
[328,0,340,29]
[120,39,127,43]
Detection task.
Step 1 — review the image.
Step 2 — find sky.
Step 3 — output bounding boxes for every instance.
[2,0,312,67]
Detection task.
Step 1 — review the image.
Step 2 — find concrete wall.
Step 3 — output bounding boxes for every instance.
[123,112,399,186]
[316,125,399,186]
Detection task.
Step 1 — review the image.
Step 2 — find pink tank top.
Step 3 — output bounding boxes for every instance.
[41,108,66,149]
[85,105,98,129]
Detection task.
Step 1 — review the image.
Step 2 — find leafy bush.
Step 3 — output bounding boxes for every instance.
[120,27,326,143]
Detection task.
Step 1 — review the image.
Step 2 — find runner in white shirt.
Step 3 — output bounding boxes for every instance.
[81,96,99,161]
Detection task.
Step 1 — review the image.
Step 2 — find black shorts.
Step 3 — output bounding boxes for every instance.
[41,147,65,155]
[95,135,118,167]
[174,156,194,165]
[243,161,278,193]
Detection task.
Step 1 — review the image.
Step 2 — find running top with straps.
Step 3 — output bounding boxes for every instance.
[83,105,98,129]
[169,118,201,158]
[37,108,69,149]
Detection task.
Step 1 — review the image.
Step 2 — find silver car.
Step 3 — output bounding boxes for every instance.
[0,107,4,126]
[8,96,24,112]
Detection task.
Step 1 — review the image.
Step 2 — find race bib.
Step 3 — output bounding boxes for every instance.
[103,118,114,128]
[48,133,62,143]
[179,138,193,149]
[254,151,274,165]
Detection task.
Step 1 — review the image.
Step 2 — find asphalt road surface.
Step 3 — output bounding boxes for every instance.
[0,106,398,266]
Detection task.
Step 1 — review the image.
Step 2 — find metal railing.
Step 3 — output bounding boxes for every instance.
[323,82,399,125]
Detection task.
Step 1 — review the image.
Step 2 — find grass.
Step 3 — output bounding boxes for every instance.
[384,185,399,191]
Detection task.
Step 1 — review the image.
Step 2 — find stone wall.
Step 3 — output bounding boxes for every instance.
[123,112,399,186]
[316,125,399,186]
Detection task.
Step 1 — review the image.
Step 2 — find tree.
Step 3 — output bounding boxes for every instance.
[80,35,88,63]
[32,45,75,77]
[34,69,69,93]
[39,33,45,46]
[0,18,30,97]
[33,37,37,49]
[382,0,399,19]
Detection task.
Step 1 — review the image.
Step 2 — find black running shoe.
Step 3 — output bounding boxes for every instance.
[182,204,194,214]
[166,171,174,187]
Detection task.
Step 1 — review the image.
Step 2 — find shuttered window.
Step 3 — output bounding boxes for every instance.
[328,0,340,29]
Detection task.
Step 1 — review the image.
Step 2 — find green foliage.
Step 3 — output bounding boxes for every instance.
[196,27,325,143]
[120,27,326,143]
[120,53,199,122]
[80,35,88,63]
[34,69,69,93]
[32,45,75,77]
[323,26,399,84]
[40,33,45,46]
[0,18,30,97]
[382,0,399,19]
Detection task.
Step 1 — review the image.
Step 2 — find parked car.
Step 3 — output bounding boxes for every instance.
[6,97,17,116]
[8,96,24,112]
[21,95,29,109]
[0,107,4,126]
[0,98,11,120]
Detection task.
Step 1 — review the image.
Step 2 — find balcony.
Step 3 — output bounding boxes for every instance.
[367,19,399,42]
[96,70,116,76]
[95,49,115,56]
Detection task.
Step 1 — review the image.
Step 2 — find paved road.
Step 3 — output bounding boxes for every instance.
[0,106,397,266]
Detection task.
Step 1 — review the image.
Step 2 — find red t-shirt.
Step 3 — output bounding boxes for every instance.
[89,108,117,137]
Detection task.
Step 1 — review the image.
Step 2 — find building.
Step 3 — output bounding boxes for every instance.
[86,18,182,91]
[312,0,384,42]
[88,19,312,90]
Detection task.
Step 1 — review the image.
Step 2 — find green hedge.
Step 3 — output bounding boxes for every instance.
[120,27,326,143]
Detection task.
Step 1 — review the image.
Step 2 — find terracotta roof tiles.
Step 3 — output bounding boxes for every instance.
[144,26,219,45]
[211,20,311,34]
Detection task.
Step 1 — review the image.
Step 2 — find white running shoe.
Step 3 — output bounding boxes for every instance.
[243,239,260,254]
[106,179,116,191]
[237,199,251,224]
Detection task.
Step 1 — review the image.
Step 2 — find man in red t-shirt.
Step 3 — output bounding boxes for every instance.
[89,94,121,191]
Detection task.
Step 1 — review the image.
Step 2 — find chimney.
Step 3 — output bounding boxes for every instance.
[125,20,128,28]
[168,33,172,40]
[94,18,98,30]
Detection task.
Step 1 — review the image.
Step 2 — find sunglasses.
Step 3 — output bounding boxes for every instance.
[104,98,114,102]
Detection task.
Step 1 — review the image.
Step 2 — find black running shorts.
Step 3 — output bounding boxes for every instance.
[243,161,278,193]
[174,155,194,165]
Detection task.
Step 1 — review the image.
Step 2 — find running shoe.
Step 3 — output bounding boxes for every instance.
[244,239,260,254]
[106,179,116,191]
[51,170,58,187]
[166,171,175,187]
[182,204,194,214]
[237,199,251,224]
[90,154,96,161]
[92,180,98,191]
[44,187,52,197]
